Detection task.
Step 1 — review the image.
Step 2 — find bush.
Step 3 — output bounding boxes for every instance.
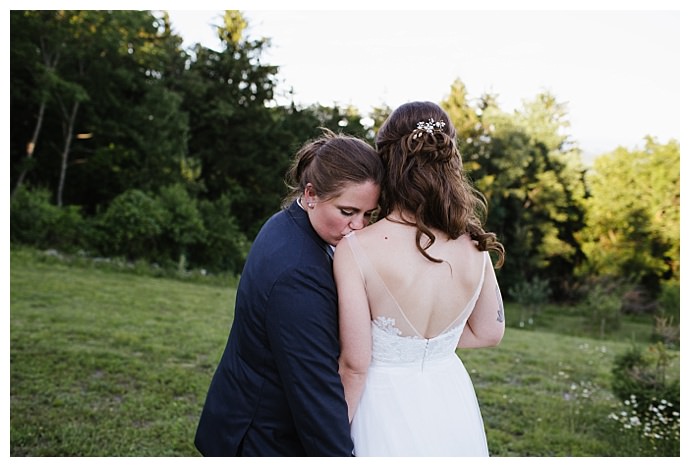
[608,344,680,455]
[190,195,249,274]
[657,280,680,319]
[581,280,623,337]
[10,185,92,252]
[652,314,679,349]
[611,345,679,406]
[10,186,59,247]
[155,184,206,270]
[620,287,656,315]
[508,277,550,327]
[96,189,166,261]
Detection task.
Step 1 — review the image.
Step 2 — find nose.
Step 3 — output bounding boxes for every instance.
[349,215,366,231]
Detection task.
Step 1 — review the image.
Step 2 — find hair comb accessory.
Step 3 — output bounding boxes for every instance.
[412,118,446,139]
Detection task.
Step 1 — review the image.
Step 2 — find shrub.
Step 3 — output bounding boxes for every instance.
[607,395,679,456]
[10,186,59,247]
[155,184,206,271]
[508,277,550,327]
[608,344,680,455]
[611,344,679,407]
[10,185,92,252]
[190,195,250,274]
[96,189,166,261]
[582,280,623,337]
[652,315,679,349]
[657,280,680,319]
[620,287,656,315]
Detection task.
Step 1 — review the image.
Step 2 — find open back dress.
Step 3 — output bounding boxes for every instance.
[344,232,490,457]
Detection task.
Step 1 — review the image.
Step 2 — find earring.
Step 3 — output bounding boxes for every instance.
[307,202,314,208]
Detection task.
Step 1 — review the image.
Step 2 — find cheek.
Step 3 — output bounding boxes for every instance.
[325,212,349,231]
[312,210,347,240]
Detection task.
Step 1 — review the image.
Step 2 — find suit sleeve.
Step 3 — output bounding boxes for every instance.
[265,264,354,456]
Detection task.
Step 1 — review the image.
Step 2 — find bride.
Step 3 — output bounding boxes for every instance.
[334,101,506,456]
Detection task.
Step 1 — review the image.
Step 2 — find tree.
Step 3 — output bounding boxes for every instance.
[579,138,680,296]
[10,11,190,211]
[178,11,283,234]
[442,81,587,300]
[368,104,393,139]
[64,11,190,211]
[10,11,65,197]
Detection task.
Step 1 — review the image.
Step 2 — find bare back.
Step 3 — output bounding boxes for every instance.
[345,218,487,339]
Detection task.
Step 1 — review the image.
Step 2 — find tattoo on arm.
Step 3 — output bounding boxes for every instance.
[496,285,504,323]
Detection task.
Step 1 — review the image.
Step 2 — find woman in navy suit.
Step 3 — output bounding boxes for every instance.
[194,129,384,456]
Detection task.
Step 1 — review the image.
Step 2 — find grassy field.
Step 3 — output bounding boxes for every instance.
[9,247,679,456]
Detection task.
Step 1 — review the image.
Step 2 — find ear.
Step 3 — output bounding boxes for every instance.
[304,183,317,208]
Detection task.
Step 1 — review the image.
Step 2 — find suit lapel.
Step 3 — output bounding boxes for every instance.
[287,200,334,263]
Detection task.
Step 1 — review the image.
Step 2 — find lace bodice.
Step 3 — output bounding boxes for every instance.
[370,316,464,368]
[341,232,487,370]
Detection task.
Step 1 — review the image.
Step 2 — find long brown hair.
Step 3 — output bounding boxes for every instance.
[375,101,504,267]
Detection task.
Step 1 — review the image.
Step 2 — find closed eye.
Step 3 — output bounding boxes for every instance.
[340,208,378,218]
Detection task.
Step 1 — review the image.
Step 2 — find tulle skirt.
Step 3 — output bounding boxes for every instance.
[350,354,489,457]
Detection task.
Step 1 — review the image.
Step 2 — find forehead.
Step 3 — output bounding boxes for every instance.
[329,181,380,209]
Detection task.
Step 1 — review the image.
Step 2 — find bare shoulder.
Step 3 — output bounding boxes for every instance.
[455,233,483,253]
[353,218,400,244]
[446,233,487,269]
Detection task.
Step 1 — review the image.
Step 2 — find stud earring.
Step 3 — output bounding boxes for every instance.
[307,202,314,208]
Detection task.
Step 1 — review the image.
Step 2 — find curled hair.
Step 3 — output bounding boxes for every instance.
[376,101,505,267]
[283,128,384,207]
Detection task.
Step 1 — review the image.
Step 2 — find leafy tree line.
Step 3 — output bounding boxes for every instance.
[9,10,679,313]
[10,10,371,272]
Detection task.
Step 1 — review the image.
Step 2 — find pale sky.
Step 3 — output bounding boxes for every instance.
[5,1,683,159]
[165,5,682,158]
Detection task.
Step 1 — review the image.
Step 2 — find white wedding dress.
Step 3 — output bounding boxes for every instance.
[345,233,490,457]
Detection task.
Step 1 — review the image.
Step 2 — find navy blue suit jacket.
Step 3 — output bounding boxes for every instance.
[194,201,353,456]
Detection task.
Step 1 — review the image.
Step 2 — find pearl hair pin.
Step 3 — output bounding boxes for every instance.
[412,118,446,139]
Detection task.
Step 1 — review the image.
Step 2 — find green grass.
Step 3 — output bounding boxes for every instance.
[10,247,234,456]
[10,247,679,456]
